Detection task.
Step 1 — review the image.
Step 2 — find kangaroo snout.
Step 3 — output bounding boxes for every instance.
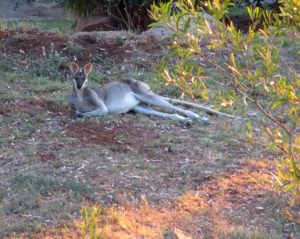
[73,76,86,90]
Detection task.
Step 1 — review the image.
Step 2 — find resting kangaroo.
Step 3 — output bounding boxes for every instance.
[69,63,211,124]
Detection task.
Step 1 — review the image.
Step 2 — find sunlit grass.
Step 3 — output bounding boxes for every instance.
[12,164,285,239]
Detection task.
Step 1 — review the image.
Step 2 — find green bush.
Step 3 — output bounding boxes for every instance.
[150,0,299,192]
[64,0,172,30]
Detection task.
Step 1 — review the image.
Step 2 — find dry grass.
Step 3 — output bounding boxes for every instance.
[11,164,291,239]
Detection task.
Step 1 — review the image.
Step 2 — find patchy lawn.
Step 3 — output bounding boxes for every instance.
[0,26,299,239]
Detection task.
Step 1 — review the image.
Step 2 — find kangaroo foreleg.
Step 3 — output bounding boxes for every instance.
[76,107,108,118]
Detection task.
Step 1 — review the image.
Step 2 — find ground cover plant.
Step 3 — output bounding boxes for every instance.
[0,4,299,239]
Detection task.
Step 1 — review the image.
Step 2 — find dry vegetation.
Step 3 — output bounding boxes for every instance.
[0,22,299,239]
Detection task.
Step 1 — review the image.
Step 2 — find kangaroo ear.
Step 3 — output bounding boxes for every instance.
[84,63,93,75]
[70,62,79,74]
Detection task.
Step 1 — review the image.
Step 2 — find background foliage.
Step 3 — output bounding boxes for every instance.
[150,0,299,192]
[64,0,170,30]
[63,0,282,30]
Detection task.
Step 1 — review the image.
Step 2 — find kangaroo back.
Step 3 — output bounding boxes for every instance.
[98,80,140,114]
[120,79,152,95]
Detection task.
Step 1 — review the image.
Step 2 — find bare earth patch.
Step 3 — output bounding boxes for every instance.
[0,28,162,67]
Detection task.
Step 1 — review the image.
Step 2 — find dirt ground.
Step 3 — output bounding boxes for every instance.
[0,27,299,239]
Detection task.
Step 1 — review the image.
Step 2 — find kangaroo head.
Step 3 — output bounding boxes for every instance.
[70,63,93,90]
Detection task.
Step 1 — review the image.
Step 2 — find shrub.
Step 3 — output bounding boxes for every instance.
[79,205,106,239]
[150,0,300,192]
[27,43,68,81]
[64,0,171,30]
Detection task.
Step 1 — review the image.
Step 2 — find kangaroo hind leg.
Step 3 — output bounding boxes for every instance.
[133,93,200,119]
[132,104,191,124]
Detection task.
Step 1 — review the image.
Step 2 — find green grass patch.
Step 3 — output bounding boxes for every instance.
[89,69,105,84]
[228,228,268,239]
[49,87,70,106]
[3,18,74,34]
[11,174,93,197]
[0,69,71,106]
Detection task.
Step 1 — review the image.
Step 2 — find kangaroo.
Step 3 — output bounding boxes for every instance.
[69,63,210,124]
